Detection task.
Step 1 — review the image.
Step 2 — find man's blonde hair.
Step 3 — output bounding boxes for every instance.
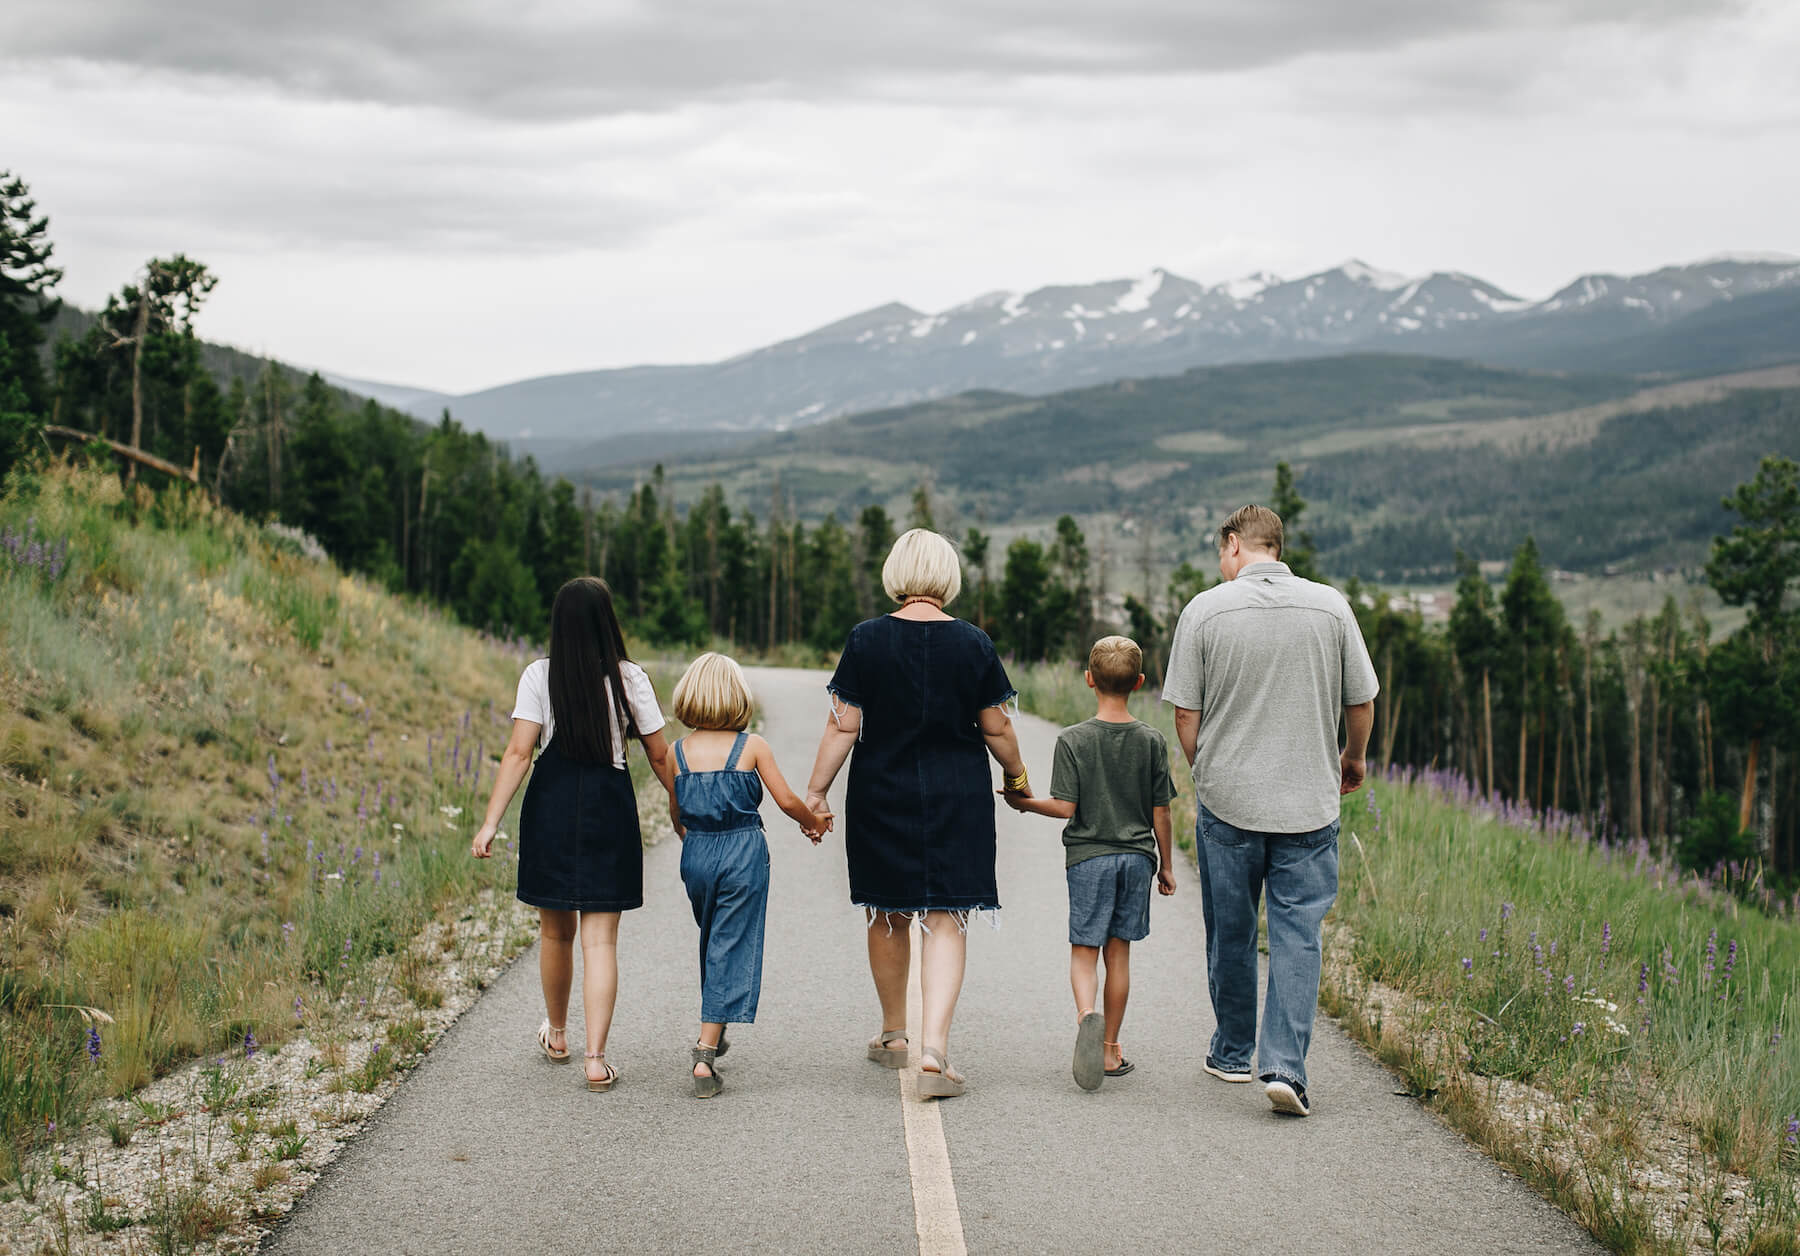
[671,652,755,732]
[882,528,963,607]
[1219,504,1284,559]
[1088,635,1144,697]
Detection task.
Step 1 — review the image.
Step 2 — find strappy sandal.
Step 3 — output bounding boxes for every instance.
[868,1027,908,1069]
[584,1053,617,1092]
[692,1043,723,1099]
[538,1019,570,1063]
[715,1027,730,1059]
[1104,1041,1135,1078]
[917,1048,965,1100]
[1073,1012,1105,1091]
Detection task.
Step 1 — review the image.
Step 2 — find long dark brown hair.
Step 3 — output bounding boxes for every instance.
[547,577,636,764]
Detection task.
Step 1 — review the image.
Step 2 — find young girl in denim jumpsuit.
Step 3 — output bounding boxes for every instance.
[669,653,830,1098]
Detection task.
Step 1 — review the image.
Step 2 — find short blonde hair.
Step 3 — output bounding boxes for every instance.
[882,528,962,607]
[1219,504,1283,559]
[1088,636,1143,696]
[671,652,754,732]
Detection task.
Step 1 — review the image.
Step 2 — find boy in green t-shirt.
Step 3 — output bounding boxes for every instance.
[1005,636,1177,1091]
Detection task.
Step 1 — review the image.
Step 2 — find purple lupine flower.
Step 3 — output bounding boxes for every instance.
[244,1029,259,1058]
[1601,921,1611,958]
[373,850,382,886]
[294,995,305,1023]
[1564,973,1576,996]
[1461,957,1473,978]
[1787,1116,1798,1148]
[1723,939,1737,983]
[267,754,281,792]
[1571,1022,1585,1037]
[1479,928,1488,942]
[300,767,309,797]
[87,1026,102,1062]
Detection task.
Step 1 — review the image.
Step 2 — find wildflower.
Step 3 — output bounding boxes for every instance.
[46,1119,54,1135]
[1479,928,1488,942]
[1564,973,1576,996]
[282,921,295,940]
[1571,1022,1585,1037]
[1601,921,1611,958]
[1722,939,1738,985]
[1501,902,1514,921]
[373,851,382,887]
[1788,1116,1798,1148]
[439,805,463,819]
[244,1030,259,1059]
[87,1026,102,1063]
[268,754,281,793]
[1549,939,1557,958]
[294,996,305,1024]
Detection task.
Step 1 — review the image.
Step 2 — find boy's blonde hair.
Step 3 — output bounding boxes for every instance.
[671,652,755,732]
[882,528,963,607]
[1088,635,1144,697]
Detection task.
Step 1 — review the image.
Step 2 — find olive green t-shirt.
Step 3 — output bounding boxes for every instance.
[1049,717,1178,869]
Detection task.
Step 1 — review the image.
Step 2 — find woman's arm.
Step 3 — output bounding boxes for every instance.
[472,718,541,857]
[978,704,1031,797]
[747,735,828,843]
[804,703,860,829]
[640,727,676,799]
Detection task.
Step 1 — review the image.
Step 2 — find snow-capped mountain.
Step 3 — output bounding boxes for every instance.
[388,254,1800,450]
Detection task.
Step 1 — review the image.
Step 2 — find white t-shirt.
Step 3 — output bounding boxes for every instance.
[511,657,665,767]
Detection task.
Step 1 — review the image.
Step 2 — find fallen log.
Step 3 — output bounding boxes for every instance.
[42,426,201,486]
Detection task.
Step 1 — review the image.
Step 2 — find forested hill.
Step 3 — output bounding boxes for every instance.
[572,354,1800,582]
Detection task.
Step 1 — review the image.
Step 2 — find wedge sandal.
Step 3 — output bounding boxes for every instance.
[692,1043,723,1099]
[916,1048,965,1100]
[868,1027,909,1069]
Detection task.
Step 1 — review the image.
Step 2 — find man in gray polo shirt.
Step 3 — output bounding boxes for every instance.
[1162,504,1377,1117]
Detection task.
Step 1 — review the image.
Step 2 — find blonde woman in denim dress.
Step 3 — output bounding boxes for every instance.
[805,529,1031,1099]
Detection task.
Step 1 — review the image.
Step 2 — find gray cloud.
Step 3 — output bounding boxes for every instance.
[12,0,1746,119]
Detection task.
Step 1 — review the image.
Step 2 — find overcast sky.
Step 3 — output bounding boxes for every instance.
[5,0,1797,393]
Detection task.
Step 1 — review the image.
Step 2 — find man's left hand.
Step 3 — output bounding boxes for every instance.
[1339,753,1366,795]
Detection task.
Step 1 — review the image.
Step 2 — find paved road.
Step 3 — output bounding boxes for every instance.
[265,666,1595,1255]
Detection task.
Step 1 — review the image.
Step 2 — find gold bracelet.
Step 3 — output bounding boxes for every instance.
[1004,770,1029,792]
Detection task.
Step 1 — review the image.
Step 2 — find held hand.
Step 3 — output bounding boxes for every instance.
[996,789,1029,812]
[1339,753,1366,796]
[471,822,497,859]
[1157,867,1177,896]
[805,794,834,833]
[804,811,830,845]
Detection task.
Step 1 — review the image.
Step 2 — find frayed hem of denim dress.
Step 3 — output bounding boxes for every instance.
[858,904,1002,935]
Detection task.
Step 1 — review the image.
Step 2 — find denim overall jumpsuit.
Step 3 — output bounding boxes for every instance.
[674,733,771,1024]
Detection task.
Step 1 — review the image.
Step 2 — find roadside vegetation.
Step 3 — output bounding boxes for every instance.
[0,465,564,1219]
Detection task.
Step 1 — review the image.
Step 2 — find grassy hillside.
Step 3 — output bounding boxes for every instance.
[0,466,553,1180]
[574,354,1800,579]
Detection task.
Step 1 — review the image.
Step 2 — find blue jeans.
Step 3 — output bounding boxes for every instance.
[679,826,771,1024]
[1195,803,1339,1092]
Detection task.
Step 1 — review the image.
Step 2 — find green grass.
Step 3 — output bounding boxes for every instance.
[1009,656,1800,1251]
[0,465,541,1179]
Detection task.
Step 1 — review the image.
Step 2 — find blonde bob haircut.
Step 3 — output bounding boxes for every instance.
[881,528,963,607]
[670,652,755,732]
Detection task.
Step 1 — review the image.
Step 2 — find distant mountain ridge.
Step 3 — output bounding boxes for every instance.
[357,253,1800,454]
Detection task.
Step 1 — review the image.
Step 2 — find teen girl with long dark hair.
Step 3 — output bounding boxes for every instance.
[472,576,675,1091]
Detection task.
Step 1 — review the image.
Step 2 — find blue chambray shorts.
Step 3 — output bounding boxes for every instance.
[1066,851,1154,947]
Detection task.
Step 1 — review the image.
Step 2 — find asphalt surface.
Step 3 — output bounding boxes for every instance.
[264,666,1597,1255]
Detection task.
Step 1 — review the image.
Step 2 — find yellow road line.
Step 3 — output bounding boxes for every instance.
[900,923,968,1256]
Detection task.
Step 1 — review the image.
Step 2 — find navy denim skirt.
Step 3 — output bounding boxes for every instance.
[516,738,643,912]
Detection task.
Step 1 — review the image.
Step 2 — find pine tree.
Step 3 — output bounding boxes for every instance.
[1271,461,1321,581]
[0,171,62,414]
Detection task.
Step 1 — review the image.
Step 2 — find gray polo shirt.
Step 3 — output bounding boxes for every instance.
[1162,561,1379,834]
